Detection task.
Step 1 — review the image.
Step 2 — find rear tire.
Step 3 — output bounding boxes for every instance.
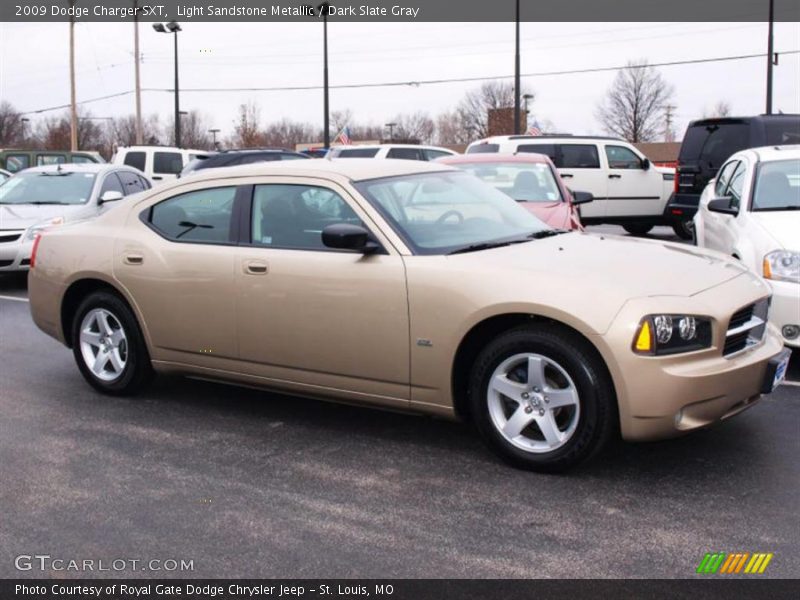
[672,218,694,240]
[71,291,153,395]
[622,223,653,236]
[468,324,617,472]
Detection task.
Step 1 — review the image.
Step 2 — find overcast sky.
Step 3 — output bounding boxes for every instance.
[1,21,798,142]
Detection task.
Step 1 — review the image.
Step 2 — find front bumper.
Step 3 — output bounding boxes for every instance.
[596,272,786,441]
[768,279,800,348]
[0,234,33,271]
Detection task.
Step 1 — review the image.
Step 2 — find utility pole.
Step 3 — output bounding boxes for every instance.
[513,0,521,135]
[766,0,775,114]
[69,0,78,151]
[319,2,330,148]
[663,104,677,142]
[133,0,143,144]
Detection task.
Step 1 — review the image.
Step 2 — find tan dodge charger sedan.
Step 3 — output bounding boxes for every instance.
[28,159,791,471]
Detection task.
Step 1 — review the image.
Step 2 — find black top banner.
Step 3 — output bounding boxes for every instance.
[3,0,800,22]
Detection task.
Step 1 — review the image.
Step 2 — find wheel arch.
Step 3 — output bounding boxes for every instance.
[450,312,617,422]
[61,277,140,349]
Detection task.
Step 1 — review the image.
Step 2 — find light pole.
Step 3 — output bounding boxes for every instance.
[385,122,397,141]
[21,117,30,143]
[209,128,221,149]
[766,0,775,114]
[514,0,521,135]
[133,0,143,144]
[153,21,182,147]
[318,3,330,148]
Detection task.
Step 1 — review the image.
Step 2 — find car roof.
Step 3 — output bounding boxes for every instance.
[336,144,455,152]
[748,145,800,161]
[472,135,622,144]
[163,158,457,187]
[17,164,141,175]
[437,153,551,165]
[687,114,800,127]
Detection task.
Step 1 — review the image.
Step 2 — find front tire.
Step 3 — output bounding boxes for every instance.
[468,324,617,472]
[672,218,694,240]
[622,223,653,236]
[71,291,153,395]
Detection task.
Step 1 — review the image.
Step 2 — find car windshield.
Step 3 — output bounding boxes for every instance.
[0,171,97,205]
[751,159,800,212]
[454,162,563,203]
[355,171,551,255]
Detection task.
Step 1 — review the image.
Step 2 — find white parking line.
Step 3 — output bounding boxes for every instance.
[781,380,800,388]
[0,294,28,303]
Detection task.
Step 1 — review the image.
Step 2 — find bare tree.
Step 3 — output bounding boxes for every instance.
[164,110,214,149]
[34,109,106,152]
[262,119,318,149]
[456,81,533,140]
[0,101,25,146]
[596,60,674,142]
[229,101,264,148]
[390,112,435,144]
[109,114,162,147]
[703,101,732,119]
[434,110,472,145]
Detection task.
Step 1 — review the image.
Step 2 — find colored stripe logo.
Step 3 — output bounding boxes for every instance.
[696,552,774,574]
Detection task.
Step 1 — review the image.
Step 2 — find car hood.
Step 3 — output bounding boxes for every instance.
[520,202,575,230]
[749,211,800,250]
[448,231,749,299]
[0,203,91,229]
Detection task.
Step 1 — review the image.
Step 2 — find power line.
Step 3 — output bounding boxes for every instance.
[20,49,800,115]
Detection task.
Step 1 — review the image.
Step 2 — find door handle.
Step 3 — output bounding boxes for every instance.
[243,260,268,275]
[152,175,163,180]
[561,173,574,179]
[608,174,622,179]
[124,254,144,265]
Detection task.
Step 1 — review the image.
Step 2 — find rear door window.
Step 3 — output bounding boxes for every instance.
[150,186,237,243]
[336,148,379,158]
[37,154,67,166]
[423,149,453,161]
[4,154,30,173]
[516,144,557,164]
[386,147,424,160]
[123,151,147,172]
[765,121,800,145]
[558,144,600,169]
[117,170,147,194]
[153,152,184,175]
[466,144,499,154]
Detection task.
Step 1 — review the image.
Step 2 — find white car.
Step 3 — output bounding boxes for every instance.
[466,135,679,237]
[0,164,151,271]
[694,145,800,347]
[0,168,11,183]
[328,144,457,161]
[111,146,214,184]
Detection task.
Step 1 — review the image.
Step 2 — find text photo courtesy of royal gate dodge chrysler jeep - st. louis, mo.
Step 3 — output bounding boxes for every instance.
[0,1,799,598]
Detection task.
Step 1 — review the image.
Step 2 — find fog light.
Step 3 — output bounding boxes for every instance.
[783,325,800,340]
[679,316,697,340]
[654,315,673,344]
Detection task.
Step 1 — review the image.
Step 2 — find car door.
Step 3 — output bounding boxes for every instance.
[553,144,607,219]
[235,179,410,405]
[603,144,662,217]
[702,160,743,253]
[114,183,242,361]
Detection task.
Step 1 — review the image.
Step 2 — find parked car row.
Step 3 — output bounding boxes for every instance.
[27,158,790,472]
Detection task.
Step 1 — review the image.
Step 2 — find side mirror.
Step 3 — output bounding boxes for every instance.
[99,190,124,204]
[707,197,738,216]
[571,191,594,205]
[322,223,380,254]
[641,158,651,170]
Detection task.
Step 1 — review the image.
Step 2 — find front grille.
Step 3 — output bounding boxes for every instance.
[723,298,769,357]
[0,260,13,267]
[19,258,30,266]
[0,233,22,243]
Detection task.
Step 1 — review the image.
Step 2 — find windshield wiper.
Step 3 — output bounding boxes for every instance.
[527,229,570,239]
[447,230,570,255]
[25,201,70,205]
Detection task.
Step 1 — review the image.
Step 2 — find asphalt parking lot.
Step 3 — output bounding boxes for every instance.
[0,225,798,579]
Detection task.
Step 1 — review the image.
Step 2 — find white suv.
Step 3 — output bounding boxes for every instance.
[328,144,457,161]
[466,136,678,237]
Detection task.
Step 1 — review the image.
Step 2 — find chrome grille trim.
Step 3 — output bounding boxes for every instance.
[723,298,770,358]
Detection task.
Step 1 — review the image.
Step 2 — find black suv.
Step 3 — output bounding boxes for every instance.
[180,148,309,176]
[668,114,800,227]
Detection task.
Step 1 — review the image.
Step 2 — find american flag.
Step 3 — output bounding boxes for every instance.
[334,126,352,145]
[526,120,542,136]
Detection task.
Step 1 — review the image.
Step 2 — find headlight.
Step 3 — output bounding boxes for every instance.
[763,250,800,283]
[25,216,64,241]
[633,314,712,355]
